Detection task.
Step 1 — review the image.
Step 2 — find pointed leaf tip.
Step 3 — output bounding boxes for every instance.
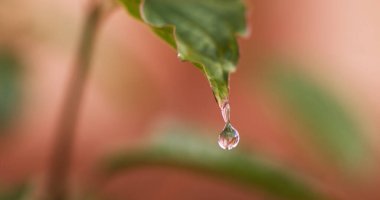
[119,0,247,104]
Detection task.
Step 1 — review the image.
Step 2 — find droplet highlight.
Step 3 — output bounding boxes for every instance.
[218,122,240,150]
[177,52,185,61]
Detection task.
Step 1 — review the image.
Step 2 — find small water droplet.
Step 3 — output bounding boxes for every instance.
[218,122,240,150]
[177,52,185,61]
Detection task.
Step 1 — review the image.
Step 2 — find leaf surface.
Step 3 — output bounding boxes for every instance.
[119,0,247,104]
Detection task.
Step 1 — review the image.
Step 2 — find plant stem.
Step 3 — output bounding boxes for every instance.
[45,3,101,200]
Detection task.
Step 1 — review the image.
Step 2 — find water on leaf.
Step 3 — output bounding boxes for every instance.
[218,122,240,150]
[177,52,185,61]
[218,100,240,150]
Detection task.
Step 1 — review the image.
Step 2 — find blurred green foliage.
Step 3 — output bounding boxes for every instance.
[266,62,368,170]
[0,183,29,200]
[103,124,326,200]
[119,0,247,105]
[0,50,22,132]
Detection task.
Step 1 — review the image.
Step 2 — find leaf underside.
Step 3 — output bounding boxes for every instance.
[119,0,247,104]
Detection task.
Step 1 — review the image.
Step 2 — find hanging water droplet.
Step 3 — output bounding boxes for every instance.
[217,99,240,150]
[177,52,185,61]
[218,122,240,150]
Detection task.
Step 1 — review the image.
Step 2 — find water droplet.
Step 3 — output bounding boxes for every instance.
[177,52,185,61]
[217,99,240,150]
[218,122,240,150]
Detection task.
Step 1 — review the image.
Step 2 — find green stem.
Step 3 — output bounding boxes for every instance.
[45,3,101,200]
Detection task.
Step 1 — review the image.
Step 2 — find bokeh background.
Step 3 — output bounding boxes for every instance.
[0,0,380,199]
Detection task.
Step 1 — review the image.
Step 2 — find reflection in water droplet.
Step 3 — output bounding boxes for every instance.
[218,122,240,150]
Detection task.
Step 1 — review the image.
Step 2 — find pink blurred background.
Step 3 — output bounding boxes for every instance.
[0,0,380,199]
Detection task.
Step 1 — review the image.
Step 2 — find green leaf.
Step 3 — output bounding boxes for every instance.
[102,124,326,200]
[265,62,368,169]
[0,50,22,132]
[119,0,143,20]
[119,0,247,104]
